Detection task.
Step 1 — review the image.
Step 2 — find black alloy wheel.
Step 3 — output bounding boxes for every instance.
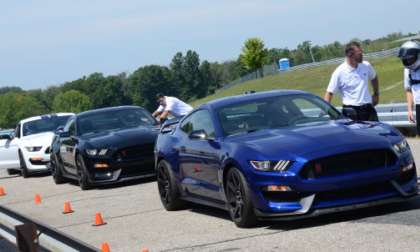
[51,154,67,184]
[225,167,257,228]
[156,160,185,210]
[76,155,91,190]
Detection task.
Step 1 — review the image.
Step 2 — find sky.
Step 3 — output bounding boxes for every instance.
[1,0,420,90]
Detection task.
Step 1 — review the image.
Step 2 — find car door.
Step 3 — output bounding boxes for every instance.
[0,130,19,170]
[178,109,222,200]
[60,118,78,175]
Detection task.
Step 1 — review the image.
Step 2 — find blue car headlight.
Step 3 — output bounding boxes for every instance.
[393,139,410,154]
[250,160,292,172]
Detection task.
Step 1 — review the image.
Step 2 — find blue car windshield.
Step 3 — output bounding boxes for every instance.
[218,94,341,136]
[78,108,156,136]
[23,116,71,137]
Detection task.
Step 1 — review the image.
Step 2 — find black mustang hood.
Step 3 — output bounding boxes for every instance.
[80,126,158,149]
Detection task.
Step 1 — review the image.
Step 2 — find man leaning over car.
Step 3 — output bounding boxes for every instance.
[152,93,193,123]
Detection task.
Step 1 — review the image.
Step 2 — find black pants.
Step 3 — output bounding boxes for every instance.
[342,104,379,122]
[416,104,420,136]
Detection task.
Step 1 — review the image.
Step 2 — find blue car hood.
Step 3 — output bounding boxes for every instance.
[226,120,400,160]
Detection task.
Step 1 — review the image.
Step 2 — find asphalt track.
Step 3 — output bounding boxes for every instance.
[0,139,419,252]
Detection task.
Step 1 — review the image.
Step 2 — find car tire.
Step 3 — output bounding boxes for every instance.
[225,167,258,228]
[6,169,19,175]
[51,154,67,184]
[76,155,91,190]
[18,150,30,178]
[156,160,185,211]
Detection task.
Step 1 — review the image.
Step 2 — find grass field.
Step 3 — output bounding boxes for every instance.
[192,56,406,107]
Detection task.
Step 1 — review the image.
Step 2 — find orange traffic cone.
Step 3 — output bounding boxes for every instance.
[93,212,107,226]
[63,202,74,214]
[141,248,150,252]
[101,242,111,252]
[34,194,42,204]
[0,187,6,196]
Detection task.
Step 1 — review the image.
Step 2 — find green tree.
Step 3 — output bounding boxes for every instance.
[0,93,47,128]
[129,65,175,111]
[183,50,202,100]
[240,38,268,77]
[52,90,92,113]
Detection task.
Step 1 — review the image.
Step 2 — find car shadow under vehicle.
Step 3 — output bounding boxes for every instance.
[66,176,157,190]
[180,195,420,229]
[264,196,420,230]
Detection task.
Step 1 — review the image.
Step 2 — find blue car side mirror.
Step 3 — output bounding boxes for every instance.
[189,130,208,140]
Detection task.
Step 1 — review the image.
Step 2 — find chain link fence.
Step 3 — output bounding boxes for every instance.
[220,47,400,91]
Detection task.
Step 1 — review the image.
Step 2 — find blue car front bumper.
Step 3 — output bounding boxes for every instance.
[248,151,418,219]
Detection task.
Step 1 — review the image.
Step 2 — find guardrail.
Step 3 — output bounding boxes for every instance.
[0,204,98,252]
[338,103,416,128]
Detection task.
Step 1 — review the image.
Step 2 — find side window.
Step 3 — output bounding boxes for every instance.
[64,118,76,136]
[180,110,216,138]
[291,98,324,118]
[180,116,194,135]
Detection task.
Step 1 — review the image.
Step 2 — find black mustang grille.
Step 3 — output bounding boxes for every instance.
[300,149,397,179]
[115,144,155,161]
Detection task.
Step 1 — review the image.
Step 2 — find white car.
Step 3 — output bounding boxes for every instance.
[0,129,19,175]
[4,113,74,177]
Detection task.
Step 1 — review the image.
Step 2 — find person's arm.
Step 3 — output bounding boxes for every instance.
[159,110,170,121]
[371,76,379,106]
[324,92,334,103]
[152,110,161,118]
[325,70,339,104]
[152,105,164,118]
[406,90,415,123]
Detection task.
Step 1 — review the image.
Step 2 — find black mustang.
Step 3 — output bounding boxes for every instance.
[50,106,159,189]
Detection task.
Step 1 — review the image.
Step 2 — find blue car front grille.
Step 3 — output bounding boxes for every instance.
[300,149,397,179]
[314,181,395,203]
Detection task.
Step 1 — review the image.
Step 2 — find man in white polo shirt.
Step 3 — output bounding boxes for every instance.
[152,93,193,123]
[398,40,420,137]
[324,41,380,121]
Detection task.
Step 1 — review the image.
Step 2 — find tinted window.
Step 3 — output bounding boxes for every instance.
[22,115,71,136]
[77,108,156,136]
[64,119,76,136]
[180,110,215,138]
[218,94,340,136]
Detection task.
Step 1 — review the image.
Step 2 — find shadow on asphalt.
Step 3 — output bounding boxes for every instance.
[265,197,420,230]
[65,176,156,190]
[180,196,420,230]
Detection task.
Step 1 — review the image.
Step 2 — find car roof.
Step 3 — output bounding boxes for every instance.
[77,105,147,117]
[200,89,310,110]
[20,113,75,124]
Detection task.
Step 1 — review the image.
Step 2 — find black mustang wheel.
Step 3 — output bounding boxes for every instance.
[225,167,257,228]
[157,160,185,211]
[51,154,67,184]
[76,155,91,190]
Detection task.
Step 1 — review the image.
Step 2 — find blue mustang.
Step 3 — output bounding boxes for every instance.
[155,90,417,227]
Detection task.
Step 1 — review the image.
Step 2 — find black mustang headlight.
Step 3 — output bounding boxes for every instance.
[86,149,108,156]
[250,160,293,172]
[393,139,410,154]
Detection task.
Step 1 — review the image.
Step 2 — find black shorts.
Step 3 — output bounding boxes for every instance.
[342,104,379,122]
